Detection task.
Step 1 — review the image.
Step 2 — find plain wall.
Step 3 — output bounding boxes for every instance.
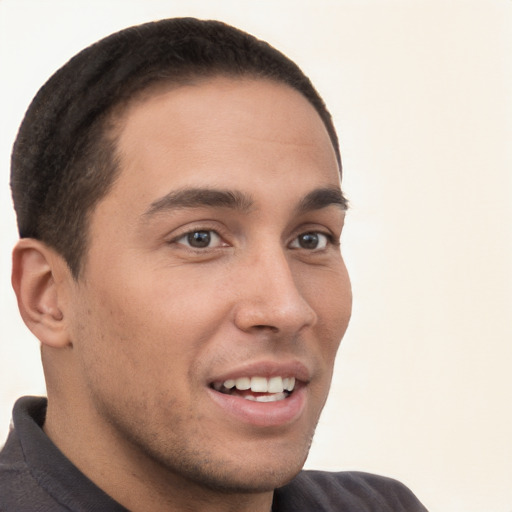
[1,1,511,511]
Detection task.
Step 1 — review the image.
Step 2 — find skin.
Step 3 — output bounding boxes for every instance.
[14,77,352,512]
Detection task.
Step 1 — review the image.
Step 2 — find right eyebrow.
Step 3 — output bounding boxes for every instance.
[142,187,254,218]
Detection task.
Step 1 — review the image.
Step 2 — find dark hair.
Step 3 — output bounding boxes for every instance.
[11,17,342,278]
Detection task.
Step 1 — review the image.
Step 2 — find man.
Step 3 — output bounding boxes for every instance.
[0,18,427,511]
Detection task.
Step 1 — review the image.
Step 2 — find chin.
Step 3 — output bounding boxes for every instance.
[172,439,312,494]
[195,460,305,494]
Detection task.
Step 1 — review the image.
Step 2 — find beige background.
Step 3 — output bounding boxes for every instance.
[1,1,511,510]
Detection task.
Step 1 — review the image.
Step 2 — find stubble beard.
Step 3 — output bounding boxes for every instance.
[108,405,319,497]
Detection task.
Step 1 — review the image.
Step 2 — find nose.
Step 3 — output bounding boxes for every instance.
[233,247,317,336]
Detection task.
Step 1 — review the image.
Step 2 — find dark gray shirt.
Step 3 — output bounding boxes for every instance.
[0,397,428,511]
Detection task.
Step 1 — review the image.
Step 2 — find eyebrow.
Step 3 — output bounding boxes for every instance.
[295,186,348,213]
[143,187,254,217]
[143,185,348,219]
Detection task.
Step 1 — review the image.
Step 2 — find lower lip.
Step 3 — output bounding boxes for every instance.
[207,386,307,428]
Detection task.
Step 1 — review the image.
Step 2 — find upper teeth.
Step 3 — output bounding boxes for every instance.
[216,376,296,393]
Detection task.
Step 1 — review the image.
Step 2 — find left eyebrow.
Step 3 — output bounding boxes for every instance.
[295,186,348,214]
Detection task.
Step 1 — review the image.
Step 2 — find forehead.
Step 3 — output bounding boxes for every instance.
[106,77,340,213]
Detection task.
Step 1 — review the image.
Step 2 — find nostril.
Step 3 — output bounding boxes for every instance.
[252,325,279,333]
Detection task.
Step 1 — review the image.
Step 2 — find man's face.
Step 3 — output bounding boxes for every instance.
[64,77,351,492]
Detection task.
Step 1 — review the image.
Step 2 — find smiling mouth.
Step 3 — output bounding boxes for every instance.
[210,376,296,403]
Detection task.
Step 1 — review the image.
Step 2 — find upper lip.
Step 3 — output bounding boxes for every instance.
[208,359,312,385]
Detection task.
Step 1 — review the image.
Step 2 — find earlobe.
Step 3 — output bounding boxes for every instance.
[12,239,71,348]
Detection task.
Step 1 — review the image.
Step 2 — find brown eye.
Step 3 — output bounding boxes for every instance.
[290,232,329,250]
[299,233,319,249]
[177,230,224,249]
[187,231,211,248]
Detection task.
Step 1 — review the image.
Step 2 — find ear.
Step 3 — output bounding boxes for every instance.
[11,239,72,348]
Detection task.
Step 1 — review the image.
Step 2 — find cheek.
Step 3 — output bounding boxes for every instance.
[71,269,227,381]
[305,263,352,331]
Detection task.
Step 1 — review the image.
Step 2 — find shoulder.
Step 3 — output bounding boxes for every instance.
[0,424,66,512]
[1,396,128,512]
[273,470,428,512]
